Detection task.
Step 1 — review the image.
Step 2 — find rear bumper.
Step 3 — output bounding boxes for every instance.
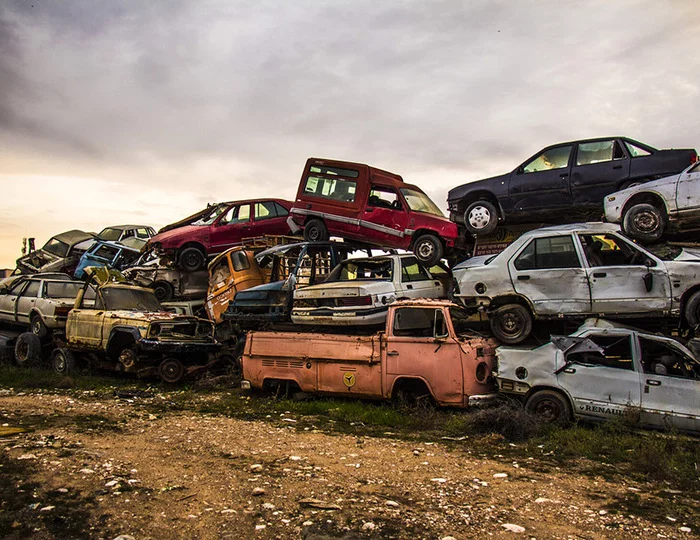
[467,392,499,407]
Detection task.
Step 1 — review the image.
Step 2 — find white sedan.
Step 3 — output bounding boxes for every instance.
[291,254,449,326]
[495,319,700,433]
[604,161,700,242]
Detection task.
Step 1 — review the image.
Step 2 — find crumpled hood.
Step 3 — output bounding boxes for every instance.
[295,280,394,298]
[447,173,510,202]
[105,311,201,323]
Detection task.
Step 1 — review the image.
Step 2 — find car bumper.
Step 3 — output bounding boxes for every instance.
[467,392,499,407]
[291,305,388,326]
[136,339,221,354]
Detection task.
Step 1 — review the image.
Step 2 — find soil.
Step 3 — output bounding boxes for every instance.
[0,388,697,539]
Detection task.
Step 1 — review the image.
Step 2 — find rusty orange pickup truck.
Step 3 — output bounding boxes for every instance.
[241,299,498,407]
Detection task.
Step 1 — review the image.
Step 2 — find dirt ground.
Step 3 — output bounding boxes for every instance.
[0,388,697,539]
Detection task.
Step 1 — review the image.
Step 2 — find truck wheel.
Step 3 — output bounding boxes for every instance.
[303,219,329,242]
[178,247,206,272]
[52,348,77,375]
[14,332,42,367]
[489,303,533,344]
[413,234,443,266]
[152,281,174,302]
[118,346,138,369]
[525,390,571,424]
[30,314,49,339]
[159,358,185,383]
[622,203,664,243]
[464,200,498,236]
[683,290,700,328]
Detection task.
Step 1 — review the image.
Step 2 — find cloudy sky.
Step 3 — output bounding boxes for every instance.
[1,0,699,268]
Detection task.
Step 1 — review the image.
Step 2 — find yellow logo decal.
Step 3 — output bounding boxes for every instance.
[343,372,356,388]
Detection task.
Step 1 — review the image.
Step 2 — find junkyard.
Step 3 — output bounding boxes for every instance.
[3,2,700,539]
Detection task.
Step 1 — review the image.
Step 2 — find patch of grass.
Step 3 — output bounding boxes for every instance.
[0,366,125,392]
[459,401,546,441]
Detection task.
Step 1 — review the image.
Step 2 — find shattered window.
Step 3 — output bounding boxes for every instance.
[400,257,430,282]
[399,188,444,216]
[43,238,69,258]
[329,258,393,282]
[93,245,120,261]
[219,204,251,225]
[566,334,634,370]
[45,282,82,299]
[639,337,700,379]
[209,258,231,289]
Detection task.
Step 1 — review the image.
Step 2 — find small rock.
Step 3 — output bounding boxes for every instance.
[667,517,677,522]
[303,520,313,526]
[430,478,447,483]
[289,456,302,461]
[17,454,37,460]
[113,536,136,540]
[385,500,399,507]
[40,506,55,512]
[252,487,266,496]
[599,510,607,515]
[413,450,420,456]
[255,524,266,530]
[680,527,692,533]
[441,537,457,540]
[501,523,525,533]
[362,522,376,531]
[57,488,68,493]
[221,509,236,514]
[493,473,508,479]
[105,480,119,488]
[79,469,95,474]
[534,497,551,504]
[262,503,275,510]
[250,464,263,472]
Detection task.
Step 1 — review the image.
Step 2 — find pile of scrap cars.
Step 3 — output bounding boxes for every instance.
[1,139,699,434]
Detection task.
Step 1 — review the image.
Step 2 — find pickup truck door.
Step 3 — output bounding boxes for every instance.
[360,186,409,245]
[557,332,642,421]
[675,162,700,220]
[67,309,106,348]
[509,234,591,316]
[637,336,700,433]
[578,234,670,315]
[385,307,463,405]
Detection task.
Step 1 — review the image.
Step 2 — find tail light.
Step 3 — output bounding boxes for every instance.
[338,296,372,307]
[691,151,698,164]
[54,306,71,317]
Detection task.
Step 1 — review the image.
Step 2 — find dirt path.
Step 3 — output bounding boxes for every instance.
[0,390,696,539]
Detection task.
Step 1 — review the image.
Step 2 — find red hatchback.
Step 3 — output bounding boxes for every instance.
[147,198,293,271]
[288,158,459,265]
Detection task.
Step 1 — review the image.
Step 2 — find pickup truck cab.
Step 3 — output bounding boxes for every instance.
[242,300,497,407]
[57,268,219,383]
[287,158,459,266]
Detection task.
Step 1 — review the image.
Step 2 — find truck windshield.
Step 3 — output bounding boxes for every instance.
[328,258,393,281]
[101,287,162,311]
[98,228,122,241]
[43,238,70,258]
[399,188,445,217]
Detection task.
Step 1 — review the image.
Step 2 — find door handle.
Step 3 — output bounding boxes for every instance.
[646,379,661,386]
[387,351,399,356]
[365,207,374,212]
[613,165,622,169]
[517,275,530,280]
[563,368,576,374]
[593,272,607,278]
[559,173,569,178]
[406,284,413,290]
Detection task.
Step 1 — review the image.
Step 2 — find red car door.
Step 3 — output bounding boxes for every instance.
[244,201,293,239]
[209,203,252,253]
[360,185,409,247]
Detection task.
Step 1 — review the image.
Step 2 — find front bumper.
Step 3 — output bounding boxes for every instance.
[467,392,499,407]
[290,305,388,326]
[136,339,221,355]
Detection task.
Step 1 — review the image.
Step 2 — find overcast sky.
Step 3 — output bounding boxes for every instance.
[1,0,699,268]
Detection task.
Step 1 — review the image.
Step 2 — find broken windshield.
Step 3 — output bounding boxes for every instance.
[101,287,162,311]
[328,258,393,282]
[192,204,229,226]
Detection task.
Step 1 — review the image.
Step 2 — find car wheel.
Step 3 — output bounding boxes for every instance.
[14,332,42,367]
[683,290,700,328]
[622,203,665,243]
[152,281,174,302]
[178,247,206,272]
[159,358,185,383]
[118,346,138,370]
[525,390,571,424]
[303,219,329,242]
[489,303,533,344]
[412,234,444,266]
[52,348,77,375]
[30,314,49,339]
[464,200,498,236]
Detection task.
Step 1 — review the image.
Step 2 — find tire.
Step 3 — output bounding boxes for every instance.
[489,303,533,344]
[412,234,444,266]
[525,390,571,424]
[622,203,665,243]
[152,281,174,302]
[464,200,499,236]
[303,219,329,242]
[683,290,700,328]
[178,247,206,272]
[30,314,48,339]
[118,346,138,369]
[14,332,42,367]
[52,348,77,375]
[159,358,185,383]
